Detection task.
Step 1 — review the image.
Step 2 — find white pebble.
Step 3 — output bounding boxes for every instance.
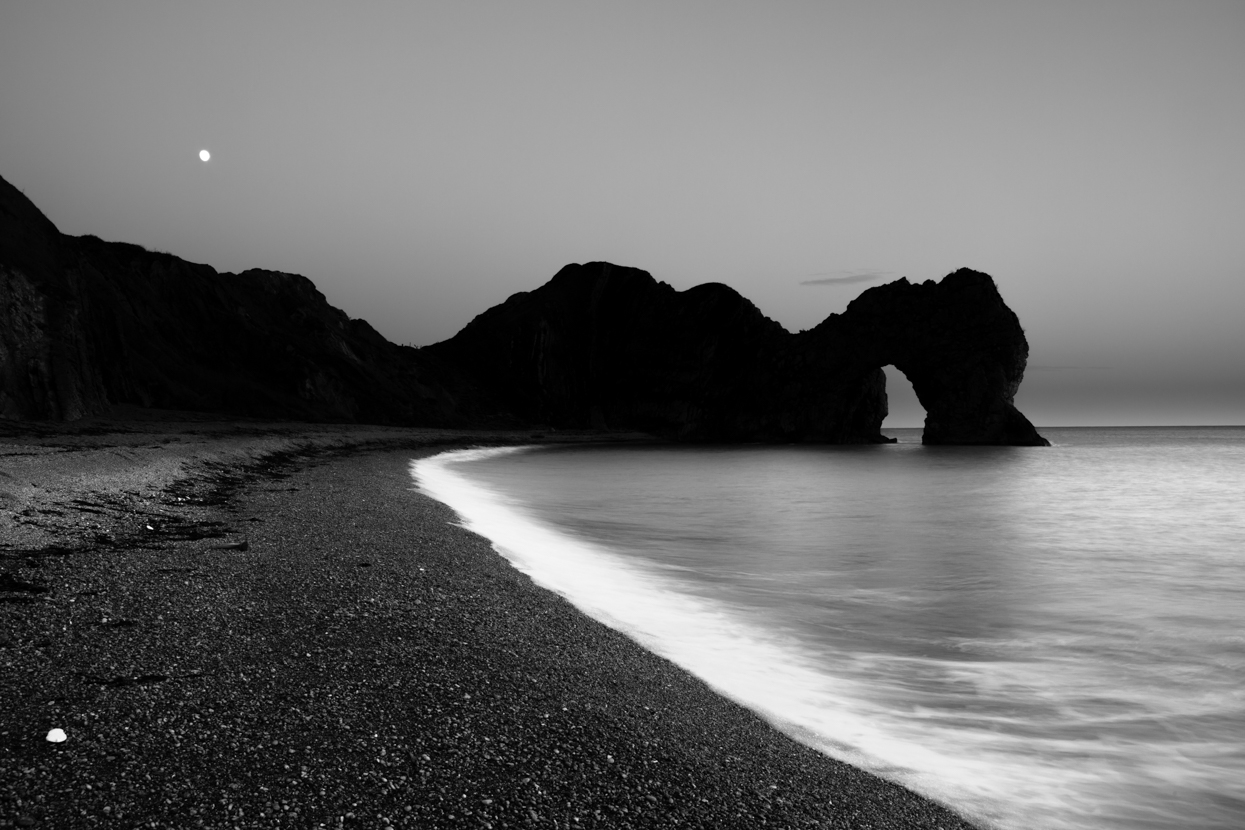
[46,728,67,743]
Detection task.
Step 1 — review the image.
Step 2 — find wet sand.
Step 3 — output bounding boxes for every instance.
[1,418,980,829]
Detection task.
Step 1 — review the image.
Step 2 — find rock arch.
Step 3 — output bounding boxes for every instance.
[808,268,1049,445]
[430,263,1049,446]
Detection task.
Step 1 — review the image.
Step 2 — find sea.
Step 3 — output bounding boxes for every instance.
[411,427,1245,830]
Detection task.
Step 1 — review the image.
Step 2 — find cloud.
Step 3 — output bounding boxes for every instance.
[799,270,892,286]
[1027,364,1114,372]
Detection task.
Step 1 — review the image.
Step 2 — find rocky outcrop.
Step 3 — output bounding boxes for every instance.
[424,263,789,435]
[804,270,1047,445]
[0,174,483,425]
[427,262,1048,445]
[2,172,1045,444]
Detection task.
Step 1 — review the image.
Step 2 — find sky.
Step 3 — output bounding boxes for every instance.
[2,1,1242,427]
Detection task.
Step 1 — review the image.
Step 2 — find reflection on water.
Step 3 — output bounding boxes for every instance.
[414,428,1245,830]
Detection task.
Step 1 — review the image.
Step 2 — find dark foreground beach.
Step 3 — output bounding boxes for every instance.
[1,418,979,829]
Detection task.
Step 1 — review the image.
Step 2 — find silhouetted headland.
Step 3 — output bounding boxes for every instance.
[0,173,1046,445]
[429,262,1047,445]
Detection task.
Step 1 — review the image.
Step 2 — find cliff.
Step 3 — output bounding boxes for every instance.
[1,173,1046,444]
[0,174,477,425]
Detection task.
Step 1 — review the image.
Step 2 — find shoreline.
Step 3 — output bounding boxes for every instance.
[1,420,980,828]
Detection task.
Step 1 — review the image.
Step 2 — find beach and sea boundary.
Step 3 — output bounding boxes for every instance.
[1,417,978,829]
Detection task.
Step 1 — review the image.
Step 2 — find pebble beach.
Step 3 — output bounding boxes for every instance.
[0,417,979,829]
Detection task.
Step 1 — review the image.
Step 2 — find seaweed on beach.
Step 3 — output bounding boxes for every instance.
[1,445,324,566]
[0,544,74,563]
[0,573,50,593]
[162,445,317,508]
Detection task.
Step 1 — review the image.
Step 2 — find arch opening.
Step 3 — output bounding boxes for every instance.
[881,364,925,438]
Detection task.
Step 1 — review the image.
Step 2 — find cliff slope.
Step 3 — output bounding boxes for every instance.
[0,174,474,424]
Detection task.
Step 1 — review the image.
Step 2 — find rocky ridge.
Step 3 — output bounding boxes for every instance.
[1,174,1046,445]
[0,175,477,426]
[429,262,1048,445]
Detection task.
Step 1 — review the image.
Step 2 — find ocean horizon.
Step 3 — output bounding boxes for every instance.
[412,427,1245,830]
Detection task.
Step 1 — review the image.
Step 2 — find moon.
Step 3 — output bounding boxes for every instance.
[199,149,211,162]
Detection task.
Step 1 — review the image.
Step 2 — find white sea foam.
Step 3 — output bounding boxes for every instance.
[413,448,1011,826]
[412,443,1245,830]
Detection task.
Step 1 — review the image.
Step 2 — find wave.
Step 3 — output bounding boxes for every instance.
[412,446,1245,830]
[412,447,1022,827]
